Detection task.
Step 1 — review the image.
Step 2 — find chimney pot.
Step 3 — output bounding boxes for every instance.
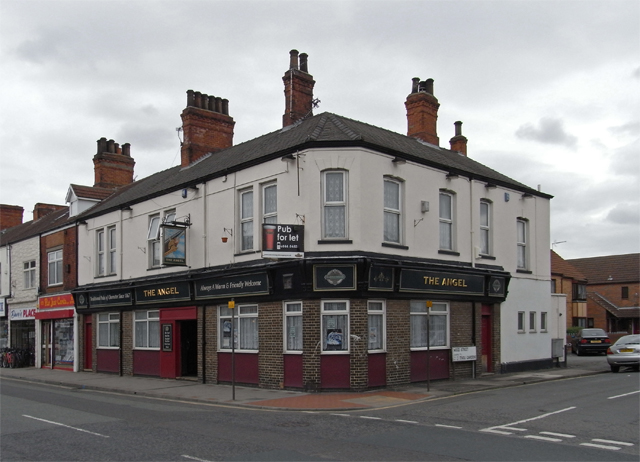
[215,97,222,113]
[449,121,468,156]
[122,143,131,157]
[454,121,463,136]
[107,139,115,153]
[208,96,216,112]
[187,89,195,107]
[425,78,434,95]
[194,91,202,108]
[97,137,107,154]
[289,49,299,70]
[299,53,308,73]
[405,77,440,145]
[411,77,420,94]
[221,99,229,116]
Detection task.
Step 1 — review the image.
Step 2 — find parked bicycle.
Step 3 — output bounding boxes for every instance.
[0,348,35,368]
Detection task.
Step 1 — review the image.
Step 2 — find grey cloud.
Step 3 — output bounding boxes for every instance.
[609,139,640,177]
[633,67,640,79]
[607,203,640,225]
[515,117,577,148]
[609,122,640,137]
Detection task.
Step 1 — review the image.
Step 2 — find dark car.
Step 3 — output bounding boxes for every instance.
[607,334,640,373]
[572,328,610,355]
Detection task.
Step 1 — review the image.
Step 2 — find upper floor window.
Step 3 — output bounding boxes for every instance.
[97,229,105,276]
[439,191,455,250]
[96,226,116,276]
[322,300,349,352]
[516,218,528,270]
[262,183,277,225]
[368,300,386,352]
[48,249,63,286]
[479,200,491,255]
[573,283,587,301]
[284,301,302,352]
[383,178,402,244]
[98,313,120,348]
[108,226,117,275]
[23,260,36,289]
[134,310,160,349]
[322,170,347,239]
[147,211,175,267]
[621,286,629,299]
[240,189,254,251]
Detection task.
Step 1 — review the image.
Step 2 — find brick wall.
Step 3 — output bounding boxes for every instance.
[349,299,368,390]
[385,299,411,386]
[203,305,218,383]
[302,300,321,391]
[259,301,284,388]
[121,311,133,375]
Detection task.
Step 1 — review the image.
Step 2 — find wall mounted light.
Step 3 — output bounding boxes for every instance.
[446,172,459,180]
[281,154,296,162]
[522,193,533,199]
[504,193,510,202]
[421,201,429,213]
[485,183,497,189]
[392,156,407,164]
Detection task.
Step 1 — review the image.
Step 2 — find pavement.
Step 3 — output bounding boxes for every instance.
[0,357,612,411]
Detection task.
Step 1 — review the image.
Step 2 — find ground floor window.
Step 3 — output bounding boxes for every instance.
[322,300,349,352]
[134,310,159,349]
[284,301,302,352]
[410,300,449,348]
[219,304,258,351]
[54,319,74,366]
[368,300,385,352]
[98,313,120,348]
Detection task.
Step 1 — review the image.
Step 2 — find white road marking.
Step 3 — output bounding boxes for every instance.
[436,424,463,429]
[480,406,576,435]
[540,431,575,438]
[360,416,381,420]
[331,413,350,417]
[396,419,418,424]
[608,390,640,400]
[182,456,215,462]
[525,435,563,442]
[482,429,514,435]
[592,438,634,447]
[580,443,621,451]
[23,415,109,438]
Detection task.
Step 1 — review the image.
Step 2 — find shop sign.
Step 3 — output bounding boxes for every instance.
[162,324,173,352]
[39,294,74,310]
[195,273,269,299]
[400,269,484,295]
[368,265,394,291]
[488,276,506,297]
[162,226,187,266]
[314,265,356,291]
[78,289,133,309]
[136,281,191,305]
[262,224,304,259]
[452,346,477,362]
[0,300,5,317]
[9,308,36,320]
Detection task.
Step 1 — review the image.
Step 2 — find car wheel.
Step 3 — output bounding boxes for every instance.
[575,347,581,356]
[610,365,620,373]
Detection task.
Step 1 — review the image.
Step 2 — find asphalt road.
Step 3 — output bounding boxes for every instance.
[1,364,638,462]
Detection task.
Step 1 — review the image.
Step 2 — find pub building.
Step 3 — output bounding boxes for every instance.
[72,50,555,390]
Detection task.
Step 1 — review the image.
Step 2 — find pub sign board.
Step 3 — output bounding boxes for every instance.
[314,265,356,291]
[162,324,173,352]
[135,281,191,304]
[400,269,484,295]
[76,289,133,309]
[368,265,394,291]
[262,224,304,259]
[195,273,269,300]
[162,226,187,266]
[488,276,506,297]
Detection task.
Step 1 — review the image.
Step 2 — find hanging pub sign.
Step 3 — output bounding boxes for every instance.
[488,276,507,297]
[162,225,187,266]
[195,273,269,299]
[399,269,485,295]
[262,224,304,259]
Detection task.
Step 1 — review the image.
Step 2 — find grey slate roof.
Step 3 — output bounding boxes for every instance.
[79,112,552,219]
[0,207,71,246]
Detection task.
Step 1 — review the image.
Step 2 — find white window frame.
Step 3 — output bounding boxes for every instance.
[147,211,175,268]
[517,218,528,270]
[479,200,492,255]
[97,229,105,276]
[108,226,117,275]
[134,310,160,349]
[540,312,548,332]
[240,189,254,251]
[529,311,537,332]
[368,300,386,352]
[48,249,63,286]
[439,191,455,251]
[23,260,36,289]
[283,301,303,353]
[383,178,402,244]
[517,311,525,333]
[262,183,277,225]
[97,312,120,348]
[321,300,349,353]
[322,170,348,239]
[218,304,259,351]
[410,300,450,349]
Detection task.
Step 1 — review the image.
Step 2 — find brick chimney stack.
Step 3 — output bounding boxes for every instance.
[449,121,468,156]
[282,49,316,127]
[32,203,66,221]
[0,204,24,230]
[405,77,440,146]
[93,138,135,189]
[180,90,235,167]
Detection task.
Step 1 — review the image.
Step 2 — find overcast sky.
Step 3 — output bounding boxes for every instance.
[1,0,638,260]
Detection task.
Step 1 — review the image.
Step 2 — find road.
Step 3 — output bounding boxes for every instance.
[1,367,638,461]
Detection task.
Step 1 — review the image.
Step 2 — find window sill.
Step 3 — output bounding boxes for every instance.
[97,346,120,350]
[438,250,460,256]
[410,346,449,351]
[218,349,259,354]
[321,351,350,355]
[47,283,63,287]
[382,242,408,250]
[516,269,533,274]
[317,239,353,245]
[283,351,304,355]
[479,255,496,260]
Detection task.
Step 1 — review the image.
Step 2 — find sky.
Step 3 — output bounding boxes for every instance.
[0,0,638,260]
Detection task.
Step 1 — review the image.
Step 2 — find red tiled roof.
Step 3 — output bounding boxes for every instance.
[69,184,115,201]
[568,253,640,285]
[551,250,587,281]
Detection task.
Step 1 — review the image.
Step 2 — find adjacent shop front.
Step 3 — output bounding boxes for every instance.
[36,293,76,370]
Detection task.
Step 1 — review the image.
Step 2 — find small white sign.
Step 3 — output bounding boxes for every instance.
[452,346,477,362]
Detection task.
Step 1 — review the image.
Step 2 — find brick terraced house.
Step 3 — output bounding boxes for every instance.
[72,50,560,390]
